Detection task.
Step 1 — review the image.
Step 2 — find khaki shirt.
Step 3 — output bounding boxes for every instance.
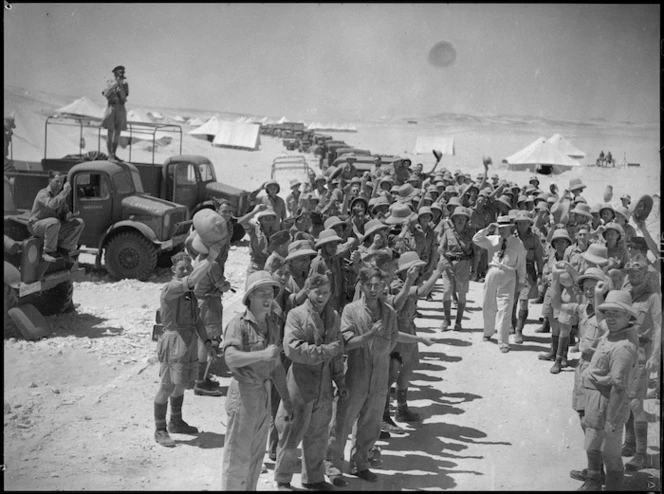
[223,308,282,385]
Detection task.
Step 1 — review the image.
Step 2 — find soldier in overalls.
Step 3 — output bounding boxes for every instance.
[221,271,293,490]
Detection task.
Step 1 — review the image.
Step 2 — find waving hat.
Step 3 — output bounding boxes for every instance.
[396,251,426,273]
[581,244,609,266]
[630,194,653,223]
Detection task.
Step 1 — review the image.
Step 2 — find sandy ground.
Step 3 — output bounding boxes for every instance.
[3,247,661,490]
[3,85,661,490]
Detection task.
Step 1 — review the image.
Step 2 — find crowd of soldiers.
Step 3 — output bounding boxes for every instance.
[152,152,661,491]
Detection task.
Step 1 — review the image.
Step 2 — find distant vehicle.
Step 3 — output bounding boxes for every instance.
[271,156,311,191]
[4,175,85,337]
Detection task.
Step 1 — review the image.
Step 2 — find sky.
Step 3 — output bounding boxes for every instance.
[3,3,660,123]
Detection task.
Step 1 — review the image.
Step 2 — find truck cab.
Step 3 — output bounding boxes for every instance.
[9,160,191,281]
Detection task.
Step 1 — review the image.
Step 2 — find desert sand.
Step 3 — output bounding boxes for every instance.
[3,86,661,490]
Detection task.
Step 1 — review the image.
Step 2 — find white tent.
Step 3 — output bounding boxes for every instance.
[173,115,186,123]
[277,116,287,124]
[186,117,205,126]
[505,136,581,173]
[188,115,223,139]
[413,136,455,156]
[55,96,105,119]
[126,108,150,123]
[148,111,164,120]
[547,133,586,159]
[212,121,261,151]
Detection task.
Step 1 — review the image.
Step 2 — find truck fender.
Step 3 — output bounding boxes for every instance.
[191,201,216,216]
[95,221,159,269]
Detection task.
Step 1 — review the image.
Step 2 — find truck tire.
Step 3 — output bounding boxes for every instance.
[27,281,74,316]
[104,231,158,281]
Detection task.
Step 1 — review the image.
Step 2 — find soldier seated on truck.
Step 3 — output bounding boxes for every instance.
[27,171,85,264]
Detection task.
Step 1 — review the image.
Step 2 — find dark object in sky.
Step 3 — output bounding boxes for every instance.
[428,41,457,68]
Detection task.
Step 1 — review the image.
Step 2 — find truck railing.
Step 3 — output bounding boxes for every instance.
[44,114,183,165]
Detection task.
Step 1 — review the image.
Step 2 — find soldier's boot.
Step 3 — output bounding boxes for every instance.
[440,300,452,331]
[514,309,528,344]
[538,335,559,361]
[453,301,466,331]
[534,317,550,333]
[395,390,420,422]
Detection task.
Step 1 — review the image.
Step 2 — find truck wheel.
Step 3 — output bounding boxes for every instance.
[27,281,74,316]
[105,232,157,281]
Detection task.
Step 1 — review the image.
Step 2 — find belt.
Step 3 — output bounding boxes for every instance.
[445,253,472,261]
[489,262,515,272]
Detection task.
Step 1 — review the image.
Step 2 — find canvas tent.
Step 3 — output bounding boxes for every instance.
[413,136,455,156]
[186,117,205,126]
[547,133,586,160]
[188,116,223,141]
[505,136,581,174]
[212,121,261,151]
[55,96,104,119]
[173,115,186,123]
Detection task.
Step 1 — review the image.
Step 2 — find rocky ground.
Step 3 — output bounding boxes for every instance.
[3,243,661,491]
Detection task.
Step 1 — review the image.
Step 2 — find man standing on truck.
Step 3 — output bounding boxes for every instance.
[101,65,129,161]
[28,171,85,264]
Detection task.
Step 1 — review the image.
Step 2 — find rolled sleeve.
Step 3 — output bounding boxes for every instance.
[609,345,638,390]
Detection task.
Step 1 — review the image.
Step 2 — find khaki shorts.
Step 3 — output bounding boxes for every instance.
[442,259,471,295]
[157,329,199,385]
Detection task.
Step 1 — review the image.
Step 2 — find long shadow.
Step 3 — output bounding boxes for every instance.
[382,421,492,468]
[435,337,473,347]
[416,361,447,372]
[46,312,127,339]
[508,343,549,353]
[419,351,462,363]
[173,431,225,449]
[523,334,553,344]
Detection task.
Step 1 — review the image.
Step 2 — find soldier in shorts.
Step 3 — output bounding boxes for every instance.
[153,244,221,448]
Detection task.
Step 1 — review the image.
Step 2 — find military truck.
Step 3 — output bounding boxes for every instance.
[4,175,86,338]
[7,159,191,281]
